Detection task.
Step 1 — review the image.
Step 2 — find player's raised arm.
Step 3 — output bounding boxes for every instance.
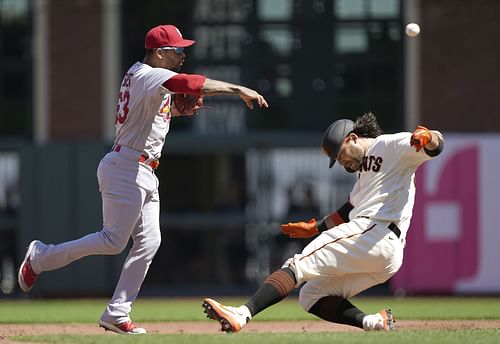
[163,75,268,111]
[410,125,444,156]
[201,78,269,109]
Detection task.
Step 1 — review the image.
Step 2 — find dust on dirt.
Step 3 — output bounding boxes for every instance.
[1,320,499,342]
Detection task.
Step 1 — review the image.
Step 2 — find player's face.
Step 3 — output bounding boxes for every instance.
[336,134,364,173]
[159,48,186,71]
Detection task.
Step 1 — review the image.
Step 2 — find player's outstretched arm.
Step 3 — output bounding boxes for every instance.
[427,130,444,151]
[201,78,269,109]
[410,126,444,155]
[281,219,319,238]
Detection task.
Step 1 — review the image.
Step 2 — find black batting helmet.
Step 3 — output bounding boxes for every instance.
[321,119,354,168]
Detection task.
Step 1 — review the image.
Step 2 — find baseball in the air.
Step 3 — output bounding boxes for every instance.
[405,23,420,37]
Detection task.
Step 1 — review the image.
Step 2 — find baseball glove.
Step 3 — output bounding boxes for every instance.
[281,218,319,238]
[410,125,432,152]
[172,93,204,116]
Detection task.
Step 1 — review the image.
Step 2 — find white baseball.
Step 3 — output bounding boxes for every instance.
[405,23,420,37]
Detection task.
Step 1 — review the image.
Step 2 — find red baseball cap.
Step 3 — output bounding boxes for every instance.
[145,25,195,49]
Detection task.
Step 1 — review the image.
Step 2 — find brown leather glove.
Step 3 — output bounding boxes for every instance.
[281,218,320,238]
[410,125,432,152]
[172,94,204,117]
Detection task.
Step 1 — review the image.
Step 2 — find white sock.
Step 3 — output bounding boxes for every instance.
[362,313,382,331]
[237,305,252,322]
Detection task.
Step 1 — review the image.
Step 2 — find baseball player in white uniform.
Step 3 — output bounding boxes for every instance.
[18,24,268,334]
[203,112,444,332]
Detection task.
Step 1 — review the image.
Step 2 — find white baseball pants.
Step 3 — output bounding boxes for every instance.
[29,146,161,324]
[282,217,404,311]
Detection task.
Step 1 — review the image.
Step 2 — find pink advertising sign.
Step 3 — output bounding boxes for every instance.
[392,136,500,294]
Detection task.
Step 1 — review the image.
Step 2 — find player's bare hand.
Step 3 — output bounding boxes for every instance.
[410,125,432,152]
[200,79,269,109]
[281,218,320,238]
[238,87,269,110]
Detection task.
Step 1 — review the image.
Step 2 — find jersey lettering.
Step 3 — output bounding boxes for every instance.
[361,155,383,172]
[116,72,134,124]
[159,95,171,122]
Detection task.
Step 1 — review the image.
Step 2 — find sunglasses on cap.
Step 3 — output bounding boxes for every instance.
[160,47,184,55]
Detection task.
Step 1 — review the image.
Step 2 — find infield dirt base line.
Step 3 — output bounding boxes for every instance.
[1,319,500,338]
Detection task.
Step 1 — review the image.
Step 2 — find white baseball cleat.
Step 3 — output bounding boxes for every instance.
[18,240,40,292]
[202,298,250,333]
[99,320,146,334]
[363,308,395,331]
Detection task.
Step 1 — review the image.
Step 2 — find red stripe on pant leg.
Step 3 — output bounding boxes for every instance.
[299,224,376,261]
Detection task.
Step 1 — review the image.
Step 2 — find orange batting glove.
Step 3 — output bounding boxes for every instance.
[281,218,320,238]
[410,125,432,152]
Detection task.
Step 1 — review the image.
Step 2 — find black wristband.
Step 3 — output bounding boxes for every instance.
[317,218,328,232]
[424,137,444,157]
[337,202,354,223]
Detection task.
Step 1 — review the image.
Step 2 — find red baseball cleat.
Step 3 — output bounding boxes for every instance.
[99,320,146,334]
[18,240,39,292]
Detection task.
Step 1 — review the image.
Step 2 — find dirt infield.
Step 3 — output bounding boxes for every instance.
[1,319,500,340]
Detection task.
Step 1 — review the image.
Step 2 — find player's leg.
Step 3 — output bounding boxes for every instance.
[202,227,351,332]
[309,295,394,331]
[19,156,144,292]
[309,295,366,327]
[203,218,402,332]
[300,273,396,331]
[27,198,142,272]
[101,184,161,326]
[288,216,403,330]
[244,267,296,315]
[296,220,403,332]
[203,266,297,332]
[202,226,348,332]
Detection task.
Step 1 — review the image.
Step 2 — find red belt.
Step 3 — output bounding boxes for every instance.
[112,145,160,170]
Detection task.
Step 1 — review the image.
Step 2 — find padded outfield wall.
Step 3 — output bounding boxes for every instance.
[392,135,500,294]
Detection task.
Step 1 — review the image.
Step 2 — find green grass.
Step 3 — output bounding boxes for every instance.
[2,297,500,343]
[2,296,500,323]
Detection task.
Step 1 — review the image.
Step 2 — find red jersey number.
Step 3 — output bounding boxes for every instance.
[116,72,133,124]
[116,90,130,124]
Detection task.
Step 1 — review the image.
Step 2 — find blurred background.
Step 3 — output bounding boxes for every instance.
[1,0,500,298]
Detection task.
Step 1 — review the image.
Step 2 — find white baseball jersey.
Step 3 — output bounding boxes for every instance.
[285,132,439,308]
[114,61,177,160]
[25,61,181,326]
[348,132,434,239]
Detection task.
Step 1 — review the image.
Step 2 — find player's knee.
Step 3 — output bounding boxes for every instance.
[100,230,129,254]
[299,284,331,313]
[131,232,161,259]
[107,239,129,255]
[298,288,315,312]
[145,235,161,255]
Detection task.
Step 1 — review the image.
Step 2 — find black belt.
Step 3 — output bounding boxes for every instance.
[388,222,401,239]
[359,216,401,238]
